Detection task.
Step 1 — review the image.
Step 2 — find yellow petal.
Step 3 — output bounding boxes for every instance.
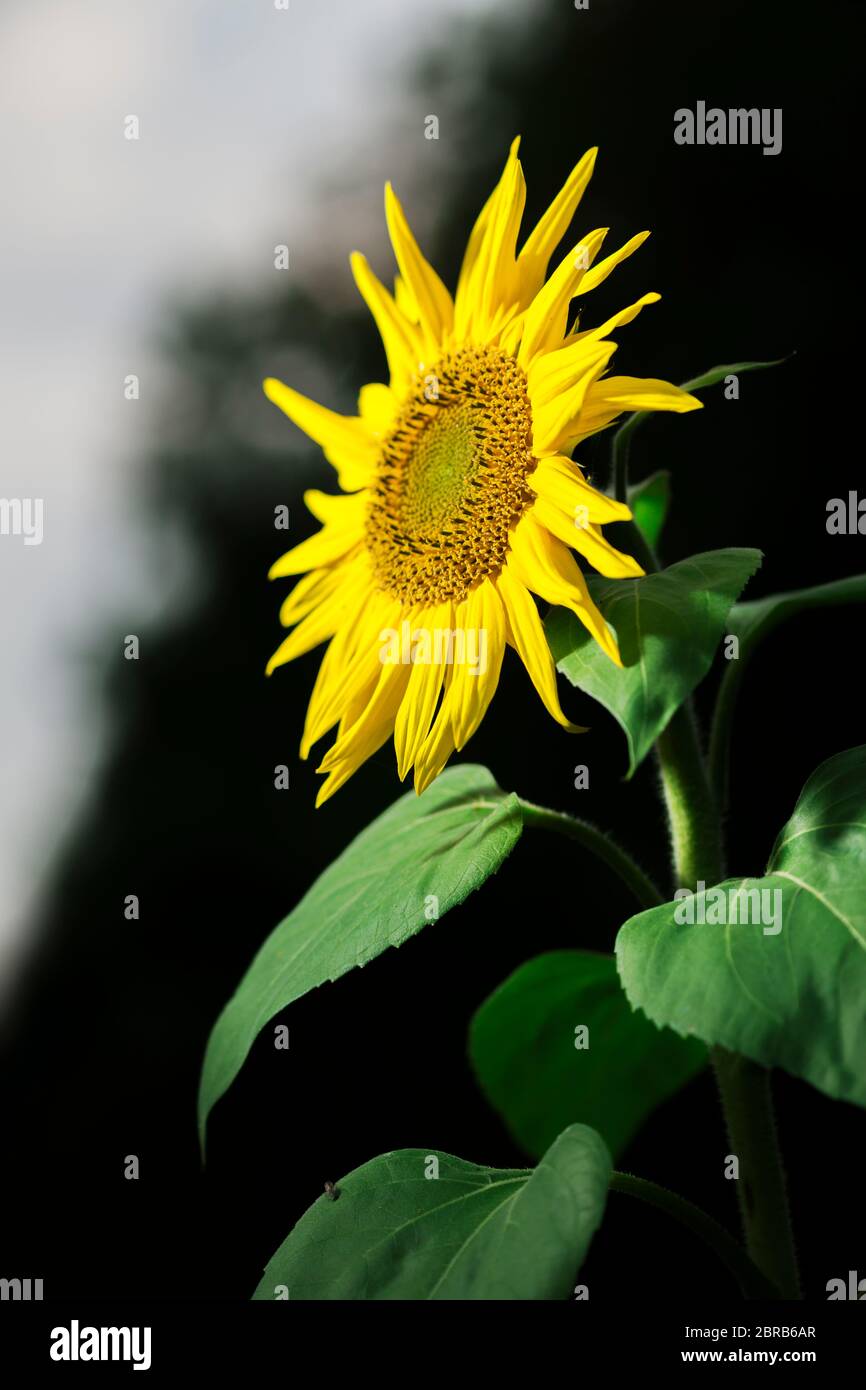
[350,252,424,388]
[498,310,527,357]
[455,137,525,340]
[302,489,359,525]
[517,229,608,367]
[267,562,364,674]
[413,682,458,795]
[558,372,703,453]
[554,400,624,452]
[569,292,661,347]
[494,562,585,727]
[393,274,418,323]
[529,456,633,525]
[269,491,367,579]
[474,154,526,335]
[453,198,492,333]
[528,339,614,409]
[275,566,333,624]
[542,501,644,580]
[451,579,506,751]
[300,588,395,758]
[393,601,453,780]
[263,377,377,492]
[358,382,398,435]
[508,515,623,665]
[384,184,454,355]
[315,658,411,802]
[301,634,357,762]
[587,375,704,414]
[278,559,358,629]
[517,146,598,304]
[575,231,650,297]
[529,342,616,453]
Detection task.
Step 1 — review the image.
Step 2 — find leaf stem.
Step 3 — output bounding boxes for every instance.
[610,1170,778,1299]
[709,575,866,814]
[518,799,664,912]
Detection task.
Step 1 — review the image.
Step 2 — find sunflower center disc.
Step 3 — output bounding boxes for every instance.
[366,347,536,605]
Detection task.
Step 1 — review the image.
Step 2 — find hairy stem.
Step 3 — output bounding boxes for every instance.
[518,799,664,912]
[709,574,866,814]
[610,1171,778,1299]
[711,1048,801,1299]
[656,702,724,890]
[655,707,801,1299]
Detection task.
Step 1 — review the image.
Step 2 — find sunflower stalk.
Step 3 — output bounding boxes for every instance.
[711,1048,801,1300]
[656,703,723,889]
[654,703,801,1300]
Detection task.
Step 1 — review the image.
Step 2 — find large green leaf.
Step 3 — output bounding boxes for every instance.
[616,746,866,1106]
[470,951,706,1161]
[199,765,522,1148]
[627,470,670,549]
[546,548,762,775]
[251,1123,611,1300]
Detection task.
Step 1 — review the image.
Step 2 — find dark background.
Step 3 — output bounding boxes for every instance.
[2,0,863,1302]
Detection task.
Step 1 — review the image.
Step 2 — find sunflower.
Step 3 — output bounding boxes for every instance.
[264,139,701,805]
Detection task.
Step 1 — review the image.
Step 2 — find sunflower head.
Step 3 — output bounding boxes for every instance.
[264,139,701,805]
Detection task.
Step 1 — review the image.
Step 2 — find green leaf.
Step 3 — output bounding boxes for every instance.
[469,951,706,1161]
[199,764,522,1149]
[546,548,762,775]
[727,573,866,648]
[616,746,866,1107]
[627,470,670,548]
[251,1123,611,1300]
[676,357,789,395]
[710,575,866,807]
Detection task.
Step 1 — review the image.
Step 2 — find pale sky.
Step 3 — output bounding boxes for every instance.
[0,0,509,982]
